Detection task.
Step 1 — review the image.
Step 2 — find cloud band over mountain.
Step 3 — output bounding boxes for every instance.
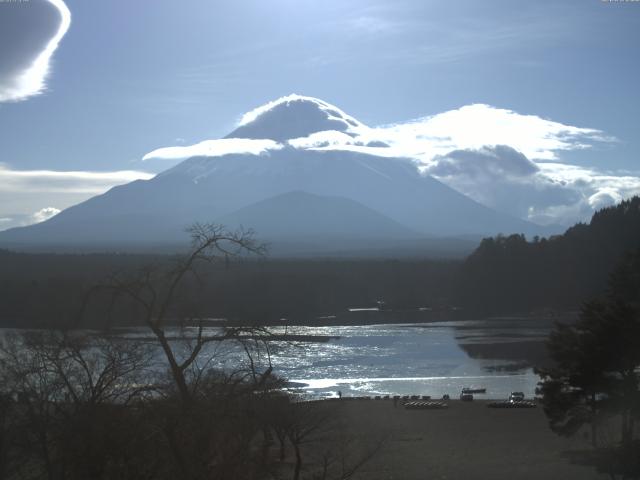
[142,95,636,227]
[2,95,636,232]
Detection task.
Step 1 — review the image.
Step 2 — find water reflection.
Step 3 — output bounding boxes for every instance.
[8,317,552,401]
[267,318,552,399]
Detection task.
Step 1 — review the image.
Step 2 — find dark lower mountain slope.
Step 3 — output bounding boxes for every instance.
[218,190,418,239]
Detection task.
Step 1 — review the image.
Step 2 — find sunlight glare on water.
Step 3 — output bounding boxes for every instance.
[266,321,546,399]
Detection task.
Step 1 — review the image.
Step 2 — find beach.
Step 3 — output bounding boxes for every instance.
[303,398,607,480]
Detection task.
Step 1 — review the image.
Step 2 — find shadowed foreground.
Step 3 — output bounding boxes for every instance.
[311,399,605,480]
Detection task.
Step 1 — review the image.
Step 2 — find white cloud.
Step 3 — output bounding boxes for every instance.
[0,165,155,230]
[288,130,358,149]
[0,164,154,194]
[0,208,60,231]
[0,0,71,102]
[588,189,622,210]
[161,97,605,166]
[343,105,629,226]
[31,206,60,223]
[428,145,539,179]
[141,96,634,227]
[422,146,640,226]
[420,146,579,224]
[142,138,283,162]
[368,104,612,163]
[284,103,611,170]
[532,162,640,224]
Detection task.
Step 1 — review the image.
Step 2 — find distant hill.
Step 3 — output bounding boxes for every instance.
[455,196,640,313]
[217,190,419,241]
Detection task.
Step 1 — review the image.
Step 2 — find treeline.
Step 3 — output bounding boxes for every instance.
[2,197,640,327]
[456,196,640,314]
[0,250,458,328]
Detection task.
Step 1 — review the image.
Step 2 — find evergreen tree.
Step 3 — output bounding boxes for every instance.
[536,249,640,478]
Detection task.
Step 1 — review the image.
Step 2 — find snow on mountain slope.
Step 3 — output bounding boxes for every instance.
[227,94,365,142]
[0,95,546,251]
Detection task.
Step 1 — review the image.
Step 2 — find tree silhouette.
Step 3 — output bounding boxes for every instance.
[82,223,267,405]
[457,196,640,314]
[536,249,640,477]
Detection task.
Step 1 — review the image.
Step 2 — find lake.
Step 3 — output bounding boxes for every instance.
[1,316,555,401]
[267,317,554,400]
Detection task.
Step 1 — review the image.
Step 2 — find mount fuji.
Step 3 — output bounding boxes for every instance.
[0,95,546,255]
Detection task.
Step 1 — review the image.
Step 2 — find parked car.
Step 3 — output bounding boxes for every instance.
[509,392,525,402]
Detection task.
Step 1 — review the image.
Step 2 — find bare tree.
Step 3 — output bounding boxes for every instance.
[82,223,267,405]
[72,224,287,480]
[0,330,154,480]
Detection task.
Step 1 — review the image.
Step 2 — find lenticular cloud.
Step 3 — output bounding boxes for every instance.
[142,94,638,226]
[143,138,283,162]
[0,0,71,103]
[371,104,612,164]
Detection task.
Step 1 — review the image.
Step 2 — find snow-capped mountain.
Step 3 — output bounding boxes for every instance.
[226,95,365,141]
[0,95,546,254]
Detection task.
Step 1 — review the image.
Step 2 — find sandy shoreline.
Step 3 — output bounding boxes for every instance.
[303,398,607,480]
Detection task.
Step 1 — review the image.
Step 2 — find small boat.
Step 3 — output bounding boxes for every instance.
[376,300,388,311]
[461,387,486,394]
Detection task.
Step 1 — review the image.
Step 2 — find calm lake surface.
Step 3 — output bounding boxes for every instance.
[267,318,552,400]
[3,316,553,401]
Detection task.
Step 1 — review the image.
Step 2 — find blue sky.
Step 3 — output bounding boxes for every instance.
[1,0,639,228]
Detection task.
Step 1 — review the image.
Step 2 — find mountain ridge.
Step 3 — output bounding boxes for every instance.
[0,95,551,254]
